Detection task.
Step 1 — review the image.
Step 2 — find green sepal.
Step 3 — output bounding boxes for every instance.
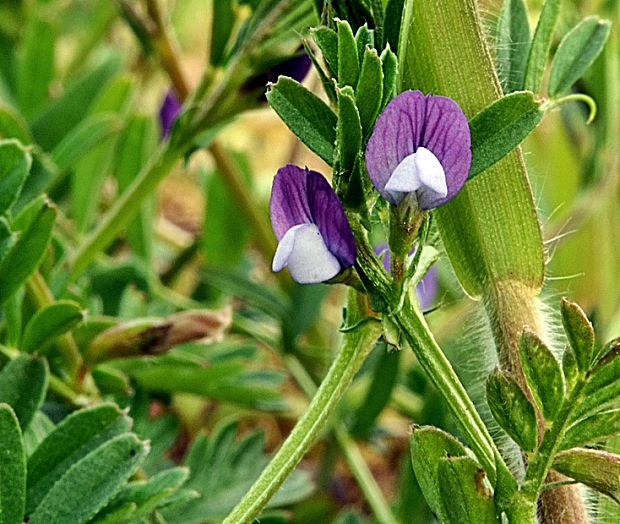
[437,455,496,524]
[410,425,469,522]
[523,0,561,93]
[553,448,620,503]
[548,16,611,97]
[468,91,543,179]
[561,298,595,373]
[518,329,565,421]
[355,47,383,138]
[337,19,359,88]
[266,76,337,165]
[486,369,538,452]
[496,0,531,93]
[561,409,620,450]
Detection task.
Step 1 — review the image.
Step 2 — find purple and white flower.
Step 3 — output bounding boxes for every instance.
[365,90,471,210]
[270,165,356,284]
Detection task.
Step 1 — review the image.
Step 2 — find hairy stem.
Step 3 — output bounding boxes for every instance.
[222,291,383,524]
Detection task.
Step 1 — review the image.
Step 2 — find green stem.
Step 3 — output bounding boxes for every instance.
[394,296,499,482]
[285,354,400,524]
[223,291,382,524]
[334,423,400,524]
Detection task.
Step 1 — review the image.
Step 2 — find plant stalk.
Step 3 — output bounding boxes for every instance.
[222,291,383,524]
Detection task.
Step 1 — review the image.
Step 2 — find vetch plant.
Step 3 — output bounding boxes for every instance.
[0,1,617,523]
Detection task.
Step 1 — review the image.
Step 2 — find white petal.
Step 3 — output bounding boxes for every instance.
[384,147,447,204]
[272,224,341,284]
[414,147,447,197]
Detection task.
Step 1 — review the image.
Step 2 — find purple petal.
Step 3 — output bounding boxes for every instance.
[416,266,438,310]
[267,53,311,84]
[307,170,356,267]
[365,90,471,209]
[269,165,355,268]
[159,90,182,138]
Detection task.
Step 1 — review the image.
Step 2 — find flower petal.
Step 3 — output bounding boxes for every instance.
[269,164,313,240]
[365,90,471,209]
[272,223,341,283]
[307,170,356,267]
[159,90,182,138]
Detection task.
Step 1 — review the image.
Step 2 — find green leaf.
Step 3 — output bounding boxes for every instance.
[354,24,374,63]
[13,151,57,212]
[114,358,284,411]
[0,104,31,143]
[553,448,620,503]
[0,139,31,215]
[561,409,620,450]
[266,76,337,165]
[51,113,121,173]
[355,47,383,138]
[384,0,405,53]
[486,369,538,451]
[21,300,85,354]
[0,403,26,524]
[91,467,192,524]
[518,329,565,421]
[335,86,362,171]
[17,13,56,118]
[31,53,122,150]
[548,17,611,97]
[469,91,543,179]
[0,355,48,430]
[496,0,531,93]
[202,266,290,320]
[337,19,359,88]
[572,347,620,419]
[380,46,397,110]
[311,26,338,75]
[161,422,313,523]
[561,298,595,373]
[351,345,399,437]
[26,403,132,513]
[437,456,496,524]
[523,0,560,93]
[22,411,55,457]
[0,199,56,305]
[399,0,544,297]
[28,433,148,524]
[113,115,157,261]
[210,0,235,66]
[202,153,251,268]
[72,76,135,231]
[410,426,468,522]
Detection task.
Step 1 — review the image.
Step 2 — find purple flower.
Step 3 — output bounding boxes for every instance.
[243,52,311,97]
[375,244,438,309]
[159,90,182,138]
[270,164,356,284]
[365,90,471,210]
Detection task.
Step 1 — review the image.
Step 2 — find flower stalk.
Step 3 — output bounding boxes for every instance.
[222,290,383,524]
